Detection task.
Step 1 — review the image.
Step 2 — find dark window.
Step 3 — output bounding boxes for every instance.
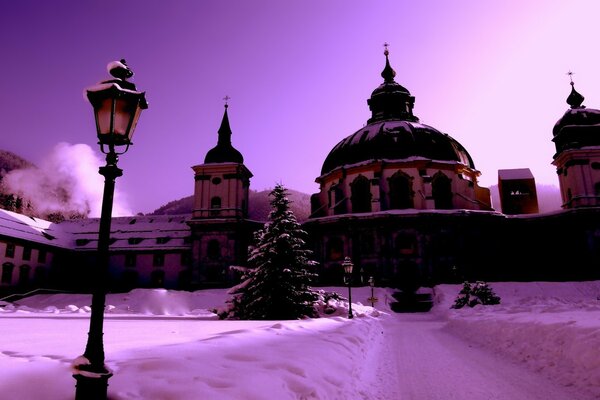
[211,177,222,185]
[76,239,90,246]
[183,236,192,245]
[125,253,136,267]
[181,252,191,266]
[388,171,414,209]
[122,270,138,290]
[207,240,221,260]
[211,197,221,209]
[156,237,171,244]
[153,253,165,267]
[396,233,417,256]
[150,270,165,288]
[22,247,31,261]
[326,237,344,261]
[5,243,15,258]
[595,182,600,196]
[329,185,346,215]
[128,238,143,245]
[34,267,45,284]
[351,175,372,213]
[18,265,30,286]
[2,263,14,284]
[38,249,47,263]
[210,197,222,216]
[360,234,375,256]
[432,173,453,209]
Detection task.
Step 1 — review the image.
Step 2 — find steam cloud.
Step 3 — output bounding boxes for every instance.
[3,142,132,218]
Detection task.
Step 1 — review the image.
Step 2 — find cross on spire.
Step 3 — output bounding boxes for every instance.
[567,71,575,85]
[383,42,389,56]
[223,95,231,108]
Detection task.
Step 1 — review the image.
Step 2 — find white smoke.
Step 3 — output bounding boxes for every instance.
[3,142,132,218]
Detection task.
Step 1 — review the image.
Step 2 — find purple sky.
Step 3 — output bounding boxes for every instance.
[2,1,600,214]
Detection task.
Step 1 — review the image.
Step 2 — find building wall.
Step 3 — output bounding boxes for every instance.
[0,238,56,291]
[312,160,491,217]
[554,149,600,208]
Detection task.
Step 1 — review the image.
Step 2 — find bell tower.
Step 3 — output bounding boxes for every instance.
[187,101,258,287]
[552,74,600,208]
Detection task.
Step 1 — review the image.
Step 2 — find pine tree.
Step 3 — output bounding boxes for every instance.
[224,184,318,320]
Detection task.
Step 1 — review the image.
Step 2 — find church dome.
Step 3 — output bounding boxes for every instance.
[552,80,600,154]
[320,50,475,175]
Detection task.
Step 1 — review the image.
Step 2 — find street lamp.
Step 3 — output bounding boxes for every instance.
[72,59,147,400]
[342,256,354,319]
[368,276,378,307]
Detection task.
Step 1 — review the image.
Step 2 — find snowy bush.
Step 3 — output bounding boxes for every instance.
[452,281,501,309]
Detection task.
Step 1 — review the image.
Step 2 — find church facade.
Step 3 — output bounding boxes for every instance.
[1,52,599,294]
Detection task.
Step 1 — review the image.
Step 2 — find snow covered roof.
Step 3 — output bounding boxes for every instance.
[498,168,534,181]
[0,209,72,249]
[59,214,192,252]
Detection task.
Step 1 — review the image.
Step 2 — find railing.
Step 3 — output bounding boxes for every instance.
[0,288,73,303]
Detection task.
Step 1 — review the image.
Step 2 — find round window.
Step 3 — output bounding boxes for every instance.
[212,177,222,185]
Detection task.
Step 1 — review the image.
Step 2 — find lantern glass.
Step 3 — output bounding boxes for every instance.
[88,83,146,147]
[343,259,353,275]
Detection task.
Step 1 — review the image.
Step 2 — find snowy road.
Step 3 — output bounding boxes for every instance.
[373,313,594,400]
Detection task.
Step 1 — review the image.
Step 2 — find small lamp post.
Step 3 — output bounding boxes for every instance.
[73,59,147,400]
[368,276,378,307]
[342,256,354,319]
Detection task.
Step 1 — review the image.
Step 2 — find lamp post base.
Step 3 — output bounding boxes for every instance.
[73,373,113,400]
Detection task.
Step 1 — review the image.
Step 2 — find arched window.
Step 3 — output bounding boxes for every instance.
[329,185,346,215]
[432,172,452,209]
[351,175,372,213]
[207,239,221,260]
[211,196,221,209]
[388,171,414,209]
[34,266,45,284]
[18,265,30,286]
[1,263,14,284]
[210,197,222,216]
[326,237,344,261]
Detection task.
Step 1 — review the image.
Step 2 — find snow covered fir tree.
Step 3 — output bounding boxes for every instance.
[222,184,318,320]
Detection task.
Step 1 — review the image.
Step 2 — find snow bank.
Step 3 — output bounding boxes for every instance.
[435,282,600,398]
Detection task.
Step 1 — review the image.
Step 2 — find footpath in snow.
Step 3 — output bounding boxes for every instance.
[0,282,600,399]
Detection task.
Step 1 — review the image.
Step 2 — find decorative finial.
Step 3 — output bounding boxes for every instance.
[223,95,230,109]
[107,59,134,80]
[381,43,396,83]
[566,71,585,108]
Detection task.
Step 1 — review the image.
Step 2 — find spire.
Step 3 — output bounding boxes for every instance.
[217,101,232,145]
[381,43,396,83]
[566,71,585,108]
[204,98,244,164]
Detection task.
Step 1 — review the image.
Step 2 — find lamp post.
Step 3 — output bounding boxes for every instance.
[342,256,354,319]
[73,60,147,400]
[368,276,378,307]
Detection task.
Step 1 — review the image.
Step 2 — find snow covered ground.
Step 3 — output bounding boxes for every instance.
[1,282,599,399]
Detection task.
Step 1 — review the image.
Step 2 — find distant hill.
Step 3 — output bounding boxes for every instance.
[0,150,35,216]
[0,150,34,177]
[151,188,312,222]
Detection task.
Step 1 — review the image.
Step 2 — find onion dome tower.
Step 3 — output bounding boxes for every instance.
[552,73,600,208]
[311,46,490,218]
[188,100,257,287]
